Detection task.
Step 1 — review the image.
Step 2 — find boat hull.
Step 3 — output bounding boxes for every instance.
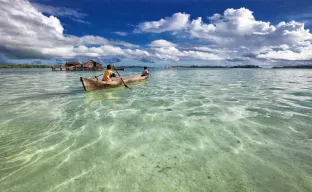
[80,75,149,91]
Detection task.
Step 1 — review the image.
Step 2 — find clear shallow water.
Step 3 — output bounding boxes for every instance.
[0,68,312,192]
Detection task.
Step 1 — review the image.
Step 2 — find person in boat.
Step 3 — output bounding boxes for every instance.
[92,60,97,71]
[102,64,116,81]
[141,66,150,76]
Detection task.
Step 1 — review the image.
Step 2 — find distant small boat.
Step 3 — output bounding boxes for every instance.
[80,75,149,91]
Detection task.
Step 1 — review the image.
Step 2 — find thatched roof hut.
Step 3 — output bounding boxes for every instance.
[65,61,80,67]
[83,60,102,68]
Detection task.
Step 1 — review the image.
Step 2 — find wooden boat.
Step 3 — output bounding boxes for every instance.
[80,75,149,91]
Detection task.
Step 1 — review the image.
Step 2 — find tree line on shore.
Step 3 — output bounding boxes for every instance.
[1,64,312,69]
[166,65,260,68]
[0,64,51,68]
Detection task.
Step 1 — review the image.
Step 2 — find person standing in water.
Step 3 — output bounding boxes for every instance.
[102,64,116,81]
[141,66,150,76]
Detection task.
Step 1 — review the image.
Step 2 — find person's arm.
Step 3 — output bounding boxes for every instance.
[101,71,106,81]
[111,65,117,77]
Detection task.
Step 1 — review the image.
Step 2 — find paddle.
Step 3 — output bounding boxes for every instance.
[113,65,131,89]
[93,74,102,80]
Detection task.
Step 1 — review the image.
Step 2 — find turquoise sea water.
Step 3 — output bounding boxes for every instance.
[0,68,312,192]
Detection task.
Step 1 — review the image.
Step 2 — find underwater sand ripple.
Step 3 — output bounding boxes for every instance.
[0,69,312,192]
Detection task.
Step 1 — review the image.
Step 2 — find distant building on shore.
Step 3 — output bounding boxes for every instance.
[83,60,102,69]
[52,60,103,71]
[65,61,80,70]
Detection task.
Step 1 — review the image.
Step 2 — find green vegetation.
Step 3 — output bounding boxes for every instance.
[121,66,154,68]
[167,65,260,69]
[0,64,51,68]
[272,65,312,69]
[114,66,155,70]
[3,64,312,69]
[230,65,260,68]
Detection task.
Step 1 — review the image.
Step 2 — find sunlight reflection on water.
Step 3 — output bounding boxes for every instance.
[0,68,312,192]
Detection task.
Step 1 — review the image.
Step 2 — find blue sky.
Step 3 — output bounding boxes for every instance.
[1,0,312,66]
[34,0,312,45]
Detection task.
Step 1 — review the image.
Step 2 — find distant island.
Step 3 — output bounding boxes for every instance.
[166,65,260,69]
[0,64,152,69]
[272,65,312,69]
[0,64,51,68]
[118,66,154,69]
[2,64,312,69]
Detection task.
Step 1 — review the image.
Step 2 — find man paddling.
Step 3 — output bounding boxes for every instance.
[92,60,97,71]
[141,66,150,76]
[102,64,116,81]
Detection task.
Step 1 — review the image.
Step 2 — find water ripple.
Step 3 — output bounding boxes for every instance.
[0,69,312,192]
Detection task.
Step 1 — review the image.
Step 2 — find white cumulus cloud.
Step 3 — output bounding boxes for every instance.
[1,1,312,65]
[137,7,312,63]
[149,44,223,61]
[0,0,144,60]
[137,12,190,33]
[148,39,177,47]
